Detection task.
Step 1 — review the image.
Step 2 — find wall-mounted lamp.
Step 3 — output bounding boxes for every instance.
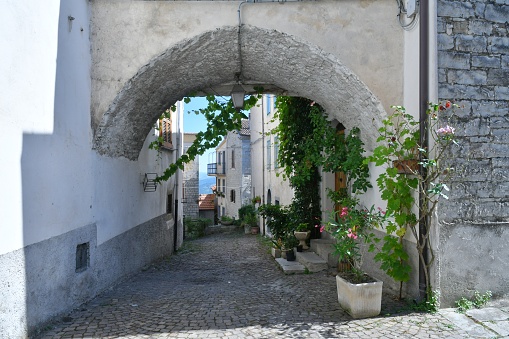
[143,173,158,192]
[68,15,75,32]
[231,84,245,110]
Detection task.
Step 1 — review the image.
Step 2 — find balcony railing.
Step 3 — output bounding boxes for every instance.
[207,162,225,175]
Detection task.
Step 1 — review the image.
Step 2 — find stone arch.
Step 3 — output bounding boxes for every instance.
[93,25,387,160]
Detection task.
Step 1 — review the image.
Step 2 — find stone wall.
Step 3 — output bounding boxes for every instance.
[183,147,200,218]
[437,0,509,306]
[0,215,174,337]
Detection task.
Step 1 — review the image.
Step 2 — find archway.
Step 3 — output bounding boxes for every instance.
[93,25,387,160]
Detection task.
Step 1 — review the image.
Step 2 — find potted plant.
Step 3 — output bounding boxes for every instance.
[220,215,234,226]
[252,195,262,205]
[282,233,299,261]
[245,213,260,234]
[294,223,311,250]
[258,204,292,256]
[326,198,386,318]
[239,204,257,234]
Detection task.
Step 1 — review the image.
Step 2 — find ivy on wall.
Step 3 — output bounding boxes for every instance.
[153,94,260,182]
[271,97,371,235]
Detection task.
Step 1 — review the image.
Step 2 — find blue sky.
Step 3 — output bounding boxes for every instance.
[183,97,221,174]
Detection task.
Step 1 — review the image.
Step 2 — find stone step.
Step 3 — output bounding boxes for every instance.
[295,251,328,272]
[275,258,306,274]
[310,239,339,267]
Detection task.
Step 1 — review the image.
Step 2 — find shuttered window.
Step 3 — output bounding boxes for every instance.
[159,117,173,149]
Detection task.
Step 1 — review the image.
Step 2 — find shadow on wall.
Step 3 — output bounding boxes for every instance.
[14,5,391,338]
[15,2,176,336]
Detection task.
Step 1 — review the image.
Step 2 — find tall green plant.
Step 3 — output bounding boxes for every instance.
[366,102,459,300]
[272,97,371,235]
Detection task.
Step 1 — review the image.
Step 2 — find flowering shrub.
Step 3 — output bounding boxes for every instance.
[326,198,387,277]
[366,101,460,298]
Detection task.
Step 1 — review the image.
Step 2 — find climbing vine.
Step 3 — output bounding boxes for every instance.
[271,97,371,236]
[153,93,261,182]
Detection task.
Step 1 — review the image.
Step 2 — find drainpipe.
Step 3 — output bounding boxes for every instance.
[419,0,429,301]
[261,96,266,235]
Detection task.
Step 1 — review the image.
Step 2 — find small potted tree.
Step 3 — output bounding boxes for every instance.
[239,204,258,234]
[282,233,299,261]
[326,198,387,319]
[258,204,292,257]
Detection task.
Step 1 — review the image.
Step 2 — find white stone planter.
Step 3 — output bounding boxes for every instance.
[336,274,383,319]
[294,231,311,249]
[271,247,281,258]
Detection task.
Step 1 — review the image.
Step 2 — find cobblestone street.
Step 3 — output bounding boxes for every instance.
[39,230,476,338]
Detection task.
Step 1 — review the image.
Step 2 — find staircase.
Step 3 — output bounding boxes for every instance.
[275,236,338,274]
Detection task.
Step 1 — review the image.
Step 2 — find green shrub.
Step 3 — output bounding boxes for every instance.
[184,217,211,239]
[220,215,233,222]
[238,204,256,221]
[455,290,492,313]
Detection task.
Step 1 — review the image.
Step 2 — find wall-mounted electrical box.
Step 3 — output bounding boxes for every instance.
[406,0,417,17]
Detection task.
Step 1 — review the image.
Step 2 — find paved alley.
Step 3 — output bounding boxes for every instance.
[37,230,499,338]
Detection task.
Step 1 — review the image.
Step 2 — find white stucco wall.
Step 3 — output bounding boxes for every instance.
[90,0,403,131]
[0,1,182,336]
[0,0,173,253]
[0,0,61,256]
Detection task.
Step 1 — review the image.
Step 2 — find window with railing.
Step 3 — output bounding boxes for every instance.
[159,116,173,149]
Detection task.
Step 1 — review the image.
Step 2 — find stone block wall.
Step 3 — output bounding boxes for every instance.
[183,148,199,218]
[437,0,509,305]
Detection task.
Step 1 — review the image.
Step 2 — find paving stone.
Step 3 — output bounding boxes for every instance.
[34,230,502,339]
[274,257,306,274]
[467,307,509,321]
[441,309,497,338]
[482,320,509,336]
[296,251,328,272]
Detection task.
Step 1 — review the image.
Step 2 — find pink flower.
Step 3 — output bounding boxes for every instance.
[315,224,325,233]
[310,101,315,106]
[437,125,455,136]
[340,207,348,218]
[347,228,358,239]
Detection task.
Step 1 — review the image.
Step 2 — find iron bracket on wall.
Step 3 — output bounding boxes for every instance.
[143,173,158,192]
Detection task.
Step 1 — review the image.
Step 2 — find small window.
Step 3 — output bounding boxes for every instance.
[159,113,173,149]
[167,194,173,214]
[266,95,271,115]
[230,189,236,203]
[232,149,235,168]
[76,242,90,273]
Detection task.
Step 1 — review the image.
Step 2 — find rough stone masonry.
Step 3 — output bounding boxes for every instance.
[437,0,509,305]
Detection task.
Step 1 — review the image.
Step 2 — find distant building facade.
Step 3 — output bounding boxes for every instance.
[208,120,252,220]
[183,133,199,218]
